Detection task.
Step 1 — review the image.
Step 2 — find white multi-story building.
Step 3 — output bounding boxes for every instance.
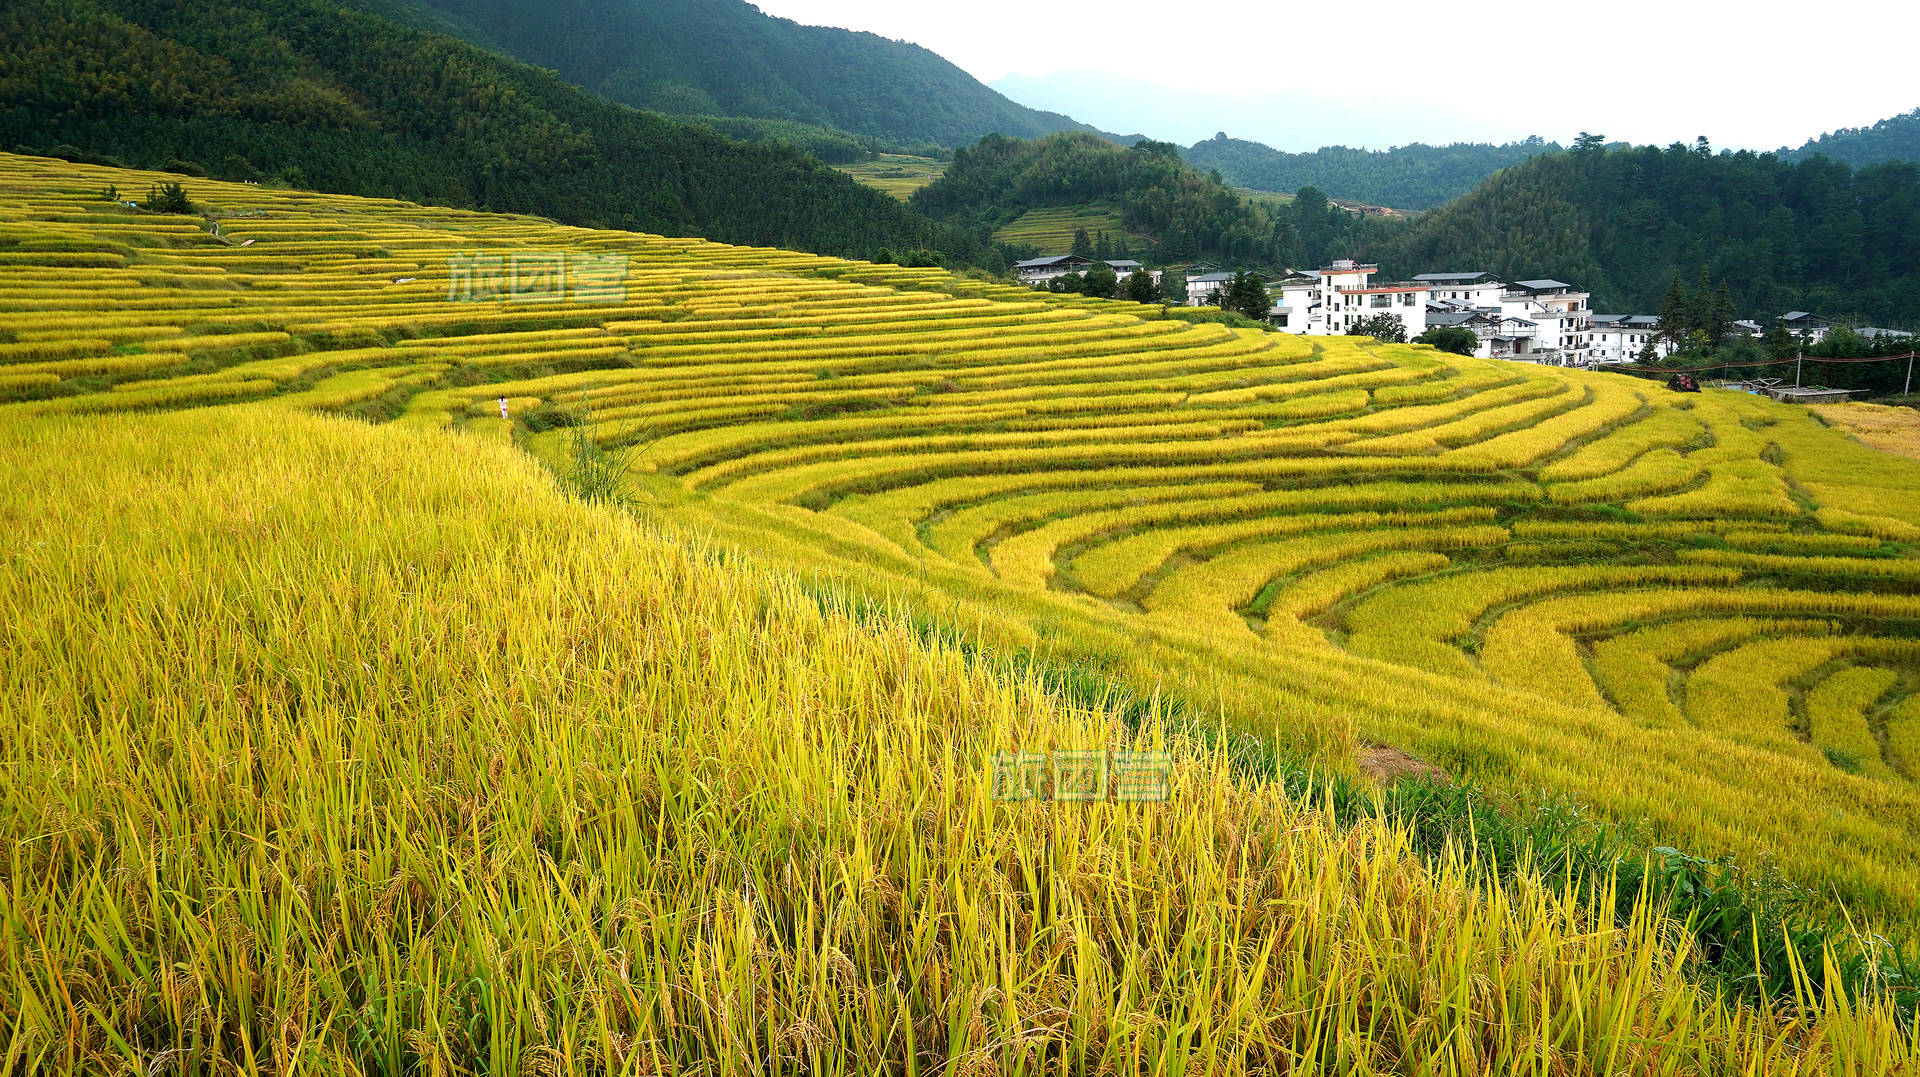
[1500,280,1591,365]
[1262,260,1429,338]
[1588,314,1672,364]
[1330,282,1429,338]
[1266,274,1323,333]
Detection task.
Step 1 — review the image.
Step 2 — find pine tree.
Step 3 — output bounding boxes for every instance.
[1657,278,1691,351]
[1219,271,1270,320]
[1708,281,1735,349]
[1763,319,1797,359]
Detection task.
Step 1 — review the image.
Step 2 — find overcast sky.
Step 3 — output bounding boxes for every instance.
[749,0,1920,151]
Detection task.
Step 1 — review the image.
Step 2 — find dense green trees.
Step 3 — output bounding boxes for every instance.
[684,116,879,164]
[1413,326,1478,355]
[1656,272,1737,352]
[1184,134,1561,210]
[0,0,978,265]
[370,0,1091,148]
[1783,109,1920,169]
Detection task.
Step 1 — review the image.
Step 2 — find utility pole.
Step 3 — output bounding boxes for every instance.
[1907,351,1914,397]
[1795,343,1803,389]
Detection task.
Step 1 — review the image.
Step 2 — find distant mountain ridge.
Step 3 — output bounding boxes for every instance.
[0,0,972,264]
[1782,108,1920,168]
[911,133,1391,273]
[374,0,1098,149]
[1183,134,1563,211]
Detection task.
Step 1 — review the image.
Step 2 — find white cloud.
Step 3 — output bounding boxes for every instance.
[747,0,1920,150]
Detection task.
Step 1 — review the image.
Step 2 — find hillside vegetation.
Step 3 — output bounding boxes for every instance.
[0,0,969,264]
[1375,141,1920,323]
[4,153,1920,1071]
[1785,107,1920,169]
[378,0,1091,148]
[911,132,1390,268]
[1186,134,1561,211]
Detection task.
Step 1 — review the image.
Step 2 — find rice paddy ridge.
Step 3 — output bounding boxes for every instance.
[6,152,1920,931]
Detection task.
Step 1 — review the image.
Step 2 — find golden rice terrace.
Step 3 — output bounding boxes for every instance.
[5,153,1920,1072]
[4,154,1920,913]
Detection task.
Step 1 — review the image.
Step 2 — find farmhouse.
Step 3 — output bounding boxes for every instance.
[1013,254,1163,288]
[1427,309,1548,359]
[1778,311,1833,343]
[1183,270,1236,306]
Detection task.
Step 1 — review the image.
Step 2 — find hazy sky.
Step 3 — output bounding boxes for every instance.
[749,0,1920,151]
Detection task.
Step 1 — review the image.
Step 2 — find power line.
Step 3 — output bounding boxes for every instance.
[1632,350,1917,374]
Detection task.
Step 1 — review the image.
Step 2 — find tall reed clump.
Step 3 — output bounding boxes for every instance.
[2,409,1915,1075]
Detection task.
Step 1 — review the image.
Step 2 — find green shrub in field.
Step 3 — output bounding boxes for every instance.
[140,181,197,214]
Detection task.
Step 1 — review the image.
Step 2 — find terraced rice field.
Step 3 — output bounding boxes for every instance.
[833,154,947,199]
[10,152,1920,1071]
[990,203,1148,251]
[6,153,1920,925]
[1815,400,1920,461]
[1234,186,1296,210]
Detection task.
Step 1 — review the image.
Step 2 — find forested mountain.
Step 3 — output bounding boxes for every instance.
[1372,141,1920,325]
[0,0,972,264]
[910,133,1397,271]
[1184,134,1562,211]
[372,0,1092,150]
[1783,108,1920,169]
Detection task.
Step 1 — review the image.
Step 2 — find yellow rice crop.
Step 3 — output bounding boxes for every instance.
[6,155,1920,1064]
[1807,666,1902,779]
